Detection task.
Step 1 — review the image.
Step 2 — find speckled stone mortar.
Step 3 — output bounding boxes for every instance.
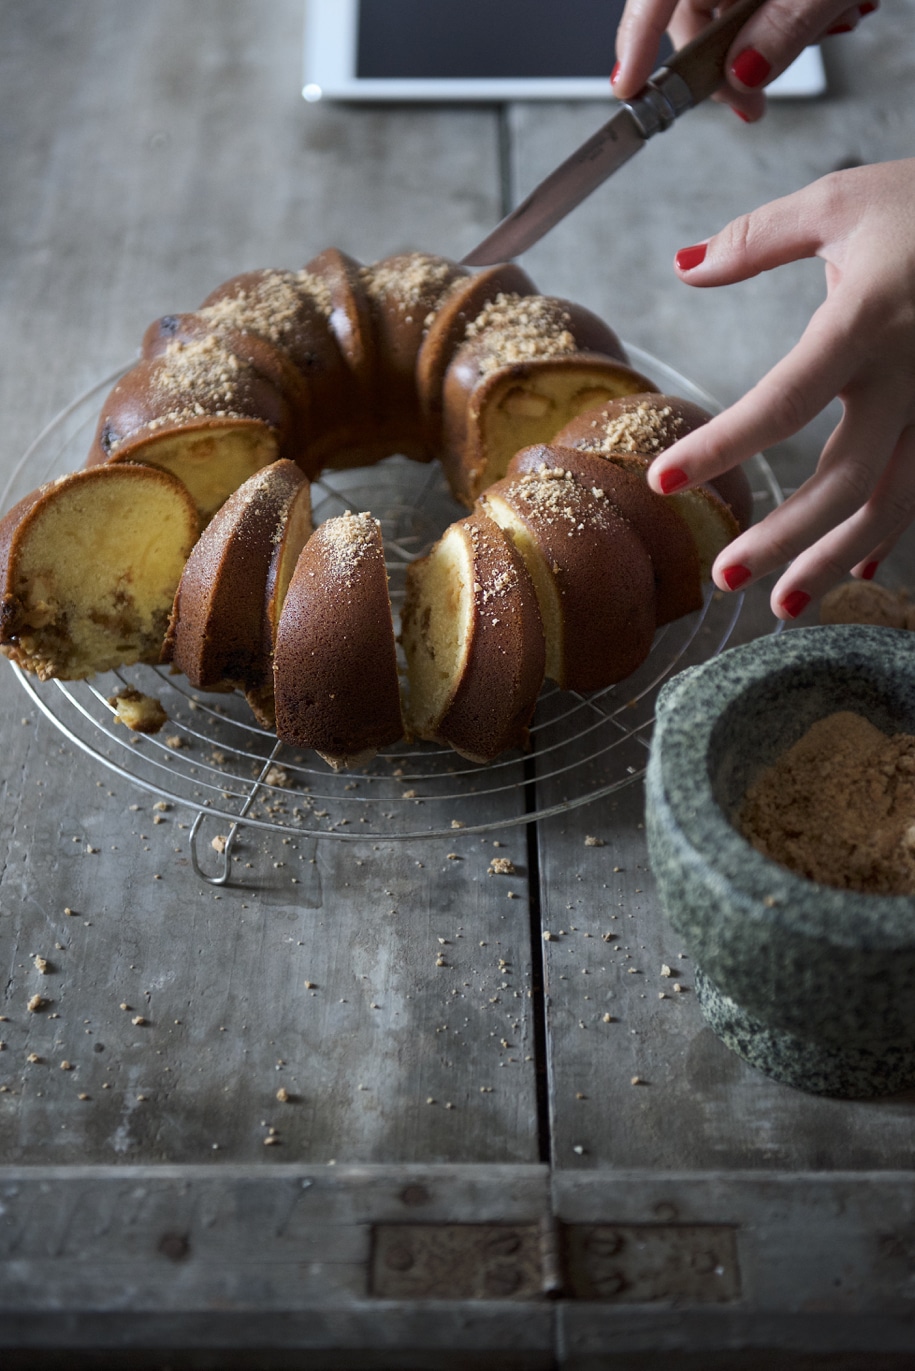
[646,625,915,1097]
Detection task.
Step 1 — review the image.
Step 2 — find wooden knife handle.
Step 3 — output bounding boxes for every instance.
[664,0,769,106]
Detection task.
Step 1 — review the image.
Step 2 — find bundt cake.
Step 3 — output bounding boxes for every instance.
[273,511,403,769]
[402,511,546,762]
[162,458,313,725]
[0,464,199,681]
[0,249,751,765]
[85,251,654,522]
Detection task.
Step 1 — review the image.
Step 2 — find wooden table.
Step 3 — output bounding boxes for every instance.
[2,3,914,1365]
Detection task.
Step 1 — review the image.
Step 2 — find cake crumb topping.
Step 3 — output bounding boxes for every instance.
[361,254,459,313]
[504,470,618,534]
[466,294,578,374]
[585,401,685,454]
[203,268,333,340]
[740,710,915,894]
[316,510,380,586]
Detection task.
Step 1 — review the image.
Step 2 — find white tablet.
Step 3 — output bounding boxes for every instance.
[302,0,825,103]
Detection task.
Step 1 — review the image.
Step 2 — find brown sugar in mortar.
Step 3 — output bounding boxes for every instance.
[739,710,915,895]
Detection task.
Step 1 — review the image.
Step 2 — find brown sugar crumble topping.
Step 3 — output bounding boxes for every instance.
[740,710,915,895]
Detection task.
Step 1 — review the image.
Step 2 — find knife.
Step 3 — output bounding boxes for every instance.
[462,0,767,266]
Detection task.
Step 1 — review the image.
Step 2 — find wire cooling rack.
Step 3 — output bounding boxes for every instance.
[2,345,783,871]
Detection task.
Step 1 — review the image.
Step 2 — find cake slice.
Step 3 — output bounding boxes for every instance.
[358,252,468,459]
[162,459,313,725]
[480,469,657,692]
[273,511,403,768]
[414,262,537,448]
[507,444,702,626]
[0,464,199,680]
[402,511,546,763]
[552,393,752,578]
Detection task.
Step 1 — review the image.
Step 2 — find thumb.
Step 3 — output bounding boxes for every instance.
[673,183,831,286]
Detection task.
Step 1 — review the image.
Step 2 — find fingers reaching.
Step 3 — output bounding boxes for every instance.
[644,160,915,615]
[766,425,915,617]
[648,295,864,495]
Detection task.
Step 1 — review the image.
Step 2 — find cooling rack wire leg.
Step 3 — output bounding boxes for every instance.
[188,740,283,886]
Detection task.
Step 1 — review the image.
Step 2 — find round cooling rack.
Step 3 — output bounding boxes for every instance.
[2,345,784,872]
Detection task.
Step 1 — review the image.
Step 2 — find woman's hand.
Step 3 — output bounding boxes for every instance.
[612,0,878,121]
[645,161,915,619]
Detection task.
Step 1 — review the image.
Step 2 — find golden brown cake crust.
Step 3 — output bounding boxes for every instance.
[553,392,754,532]
[415,263,537,444]
[507,443,702,626]
[163,458,311,696]
[482,469,657,692]
[87,339,291,467]
[273,511,403,766]
[359,253,467,455]
[402,510,546,763]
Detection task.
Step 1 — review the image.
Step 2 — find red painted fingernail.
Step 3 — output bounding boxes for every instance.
[659,468,690,495]
[733,107,752,122]
[675,243,707,272]
[862,560,879,580]
[859,2,877,15]
[730,47,771,88]
[827,22,855,33]
[780,590,811,619]
[722,564,752,591]
[610,61,621,85]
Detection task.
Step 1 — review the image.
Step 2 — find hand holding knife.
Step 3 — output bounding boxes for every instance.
[462,0,767,267]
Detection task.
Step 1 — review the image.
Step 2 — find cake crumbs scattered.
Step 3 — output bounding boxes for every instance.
[108,688,168,734]
[488,857,516,875]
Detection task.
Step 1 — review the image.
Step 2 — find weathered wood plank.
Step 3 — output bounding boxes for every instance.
[4,0,915,1361]
[0,1164,554,1364]
[555,1171,915,1366]
[0,0,542,1169]
[516,7,915,1175]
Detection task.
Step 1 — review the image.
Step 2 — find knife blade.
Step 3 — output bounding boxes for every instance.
[462,0,766,266]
